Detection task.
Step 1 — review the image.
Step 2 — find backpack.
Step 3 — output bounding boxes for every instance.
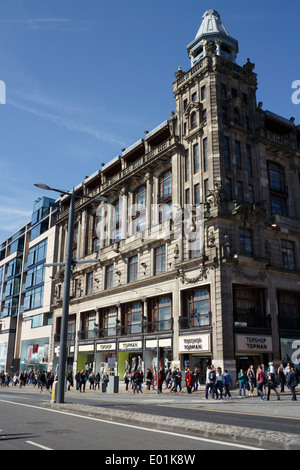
[209,370,216,382]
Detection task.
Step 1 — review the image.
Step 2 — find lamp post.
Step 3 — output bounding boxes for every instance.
[34,183,107,404]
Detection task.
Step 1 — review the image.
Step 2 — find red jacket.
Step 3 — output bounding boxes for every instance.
[186,372,193,387]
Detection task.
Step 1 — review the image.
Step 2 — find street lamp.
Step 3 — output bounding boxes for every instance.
[34,183,108,403]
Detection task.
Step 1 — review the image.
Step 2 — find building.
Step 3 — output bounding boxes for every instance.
[4,10,299,382]
[0,196,58,373]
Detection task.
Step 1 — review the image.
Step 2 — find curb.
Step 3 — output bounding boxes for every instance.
[41,402,300,450]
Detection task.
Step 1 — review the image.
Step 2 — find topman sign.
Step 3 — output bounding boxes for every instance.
[236,334,272,353]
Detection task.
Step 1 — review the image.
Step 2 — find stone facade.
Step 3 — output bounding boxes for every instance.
[2,10,298,384]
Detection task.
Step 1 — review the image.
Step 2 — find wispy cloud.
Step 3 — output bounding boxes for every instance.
[0,18,101,32]
[8,98,125,146]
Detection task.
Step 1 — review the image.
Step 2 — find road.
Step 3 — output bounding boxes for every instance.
[0,389,264,451]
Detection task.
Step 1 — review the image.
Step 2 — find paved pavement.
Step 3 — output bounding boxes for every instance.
[2,382,299,450]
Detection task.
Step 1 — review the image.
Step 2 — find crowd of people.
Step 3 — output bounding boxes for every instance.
[0,370,56,392]
[1,361,299,401]
[205,362,299,402]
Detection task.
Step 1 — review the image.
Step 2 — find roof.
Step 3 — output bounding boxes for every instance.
[195,10,229,39]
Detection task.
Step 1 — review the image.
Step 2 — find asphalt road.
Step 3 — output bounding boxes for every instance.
[0,392,262,451]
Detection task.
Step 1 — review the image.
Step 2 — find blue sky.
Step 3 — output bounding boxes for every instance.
[0,0,299,242]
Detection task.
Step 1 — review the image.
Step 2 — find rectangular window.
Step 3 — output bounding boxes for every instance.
[224,136,230,170]
[155,245,166,275]
[183,287,211,328]
[237,181,243,202]
[239,228,253,257]
[133,185,146,233]
[125,302,142,335]
[185,149,190,182]
[203,138,208,171]
[128,256,138,282]
[86,272,94,295]
[234,141,241,169]
[201,85,206,101]
[278,291,300,330]
[281,240,296,270]
[246,145,252,177]
[151,296,172,331]
[193,143,199,174]
[233,285,266,328]
[105,264,114,289]
[194,183,200,204]
[159,170,172,201]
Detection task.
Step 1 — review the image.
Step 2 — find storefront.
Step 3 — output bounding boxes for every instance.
[235,334,273,373]
[118,340,143,379]
[20,338,49,372]
[145,338,172,374]
[179,333,211,384]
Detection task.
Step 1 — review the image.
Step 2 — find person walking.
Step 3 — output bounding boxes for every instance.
[256,365,266,400]
[205,365,216,399]
[223,370,232,399]
[215,367,224,400]
[278,364,286,393]
[67,370,74,391]
[124,370,131,391]
[287,366,298,401]
[266,371,280,401]
[247,365,256,397]
[193,367,199,392]
[237,369,247,398]
[186,369,193,394]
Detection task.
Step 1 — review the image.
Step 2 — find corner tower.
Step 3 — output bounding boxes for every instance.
[187,10,239,67]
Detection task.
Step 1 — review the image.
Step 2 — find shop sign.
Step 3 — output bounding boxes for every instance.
[119,341,142,351]
[146,338,172,349]
[97,343,116,351]
[179,334,210,353]
[236,335,272,353]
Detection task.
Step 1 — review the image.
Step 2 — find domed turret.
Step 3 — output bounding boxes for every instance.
[187,10,239,67]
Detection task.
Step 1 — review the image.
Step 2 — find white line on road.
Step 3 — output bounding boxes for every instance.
[26,441,53,451]
[0,398,263,451]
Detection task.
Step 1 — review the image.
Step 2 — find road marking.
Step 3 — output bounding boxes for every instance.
[0,398,263,450]
[26,441,53,451]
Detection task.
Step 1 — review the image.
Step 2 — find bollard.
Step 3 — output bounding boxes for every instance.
[51,381,58,403]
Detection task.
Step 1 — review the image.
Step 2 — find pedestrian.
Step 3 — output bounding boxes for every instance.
[124,370,131,391]
[155,368,164,393]
[75,371,82,391]
[205,365,216,399]
[102,372,109,392]
[165,369,172,390]
[266,372,280,401]
[39,371,46,393]
[237,369,247,398]
[278,364,286,393]
[171,368,178,392]
[176,368,182,393]
[95,372,100,390]
[80,370,87,393]
[193,367,199,392]
[286,366,298,401]
[89,372,95,390]
[247,365,256,397]
[215,367,224,399]
[67,370,74,391]
[145,369,152,391]
[223,370,232,398]
[186,369,193,394]
[256,365,266,400]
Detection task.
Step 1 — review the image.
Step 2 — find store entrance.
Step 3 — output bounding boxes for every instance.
[236,355,269,374]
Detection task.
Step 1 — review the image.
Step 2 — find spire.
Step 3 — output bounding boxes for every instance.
[187,10,239,67]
